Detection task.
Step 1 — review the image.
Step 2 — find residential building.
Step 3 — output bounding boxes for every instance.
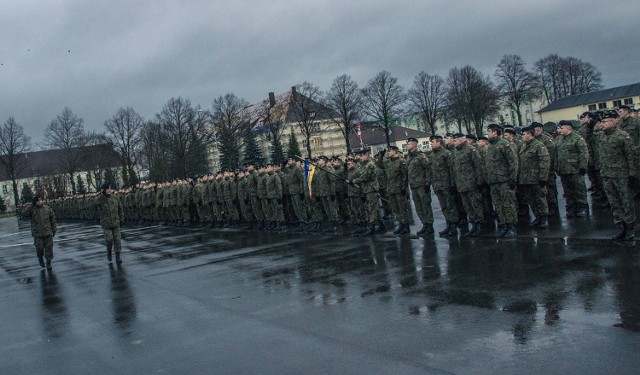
[348,125,431,154]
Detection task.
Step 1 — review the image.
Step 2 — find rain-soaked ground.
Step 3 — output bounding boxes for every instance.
[1,192,639,374]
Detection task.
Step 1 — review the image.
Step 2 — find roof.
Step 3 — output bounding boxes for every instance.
[0,143,120,181]
[348,125,429,147]
[538,83,640,113]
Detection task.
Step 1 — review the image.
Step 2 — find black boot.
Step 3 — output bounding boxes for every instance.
[38,255,45,268]
[422,223,434,236]
[612,223,626,240]
[398,223,410,235]
[625,222,635,241]
[115,252,122,264]
[461,223,475,238]
[107,249,113,262]
[46,259,52,271]
[537,216,548,229]
[364,224,376,236]
[502,224,517,238]
[438,223,450,236]
[393,223,404,235]
[417,225,427,236]
[445,222,458,236]
[377,220,387,234]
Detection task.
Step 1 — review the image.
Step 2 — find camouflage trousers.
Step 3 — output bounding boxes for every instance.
[102,226,122,253]
[490,182,518,225]
[519,184,549,218]
[349,195,366,224]
[260,198,272,222]
[559,173,587,211]
[363,191,381,224]
[410,186,433,225]
[434,188,459,224]
[603,177,636,224]
[225,198,239,221]
[238,198,252,222]
[312,196,338,222]
[459,189,484,224]
[270,198,284,222]
[250,196,264,221]
[388,191,410,224]
[546,170,559,209]
[289,193,308,222]
[33,235,54,260]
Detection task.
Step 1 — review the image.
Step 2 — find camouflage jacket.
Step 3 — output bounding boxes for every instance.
[598,127,638,178]
[485,137,518,185]
[452,143,484,192]
[352,159,379,194]
[518,138,550,184]
[382,156,408,194]
[265,172,283,199]
[430,147,454,191]
[94,193,123,229]
[405,150,431,188]
[25,204,57,237]
[554,131,588,175]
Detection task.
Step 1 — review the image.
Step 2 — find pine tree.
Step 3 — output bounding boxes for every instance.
[286,132,302,160]
[104,168,118,189]
[241,129,265,166]
[76,175,87,194]
[20,184,34,204]
[271,139,285,166]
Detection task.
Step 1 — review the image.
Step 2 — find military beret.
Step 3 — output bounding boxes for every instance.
[318,155,329,161]
[407,137,419,143]
[445,132,454,137]
[430,135,443,141]
[478,135,488,141]
[388,145,400,151]
[521,126,535,134]
[503,127,516,135]
[465,134,477,141]
[531,122,543,128]
[618,105,632,111]
[453,132,466,138]
[557,120,574,127]
[602,110,619,119]
[487,123,502,131]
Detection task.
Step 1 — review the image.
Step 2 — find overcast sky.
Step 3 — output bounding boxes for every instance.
[1,0,638,145]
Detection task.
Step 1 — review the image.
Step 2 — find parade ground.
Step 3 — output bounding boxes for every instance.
[1,198,639,374]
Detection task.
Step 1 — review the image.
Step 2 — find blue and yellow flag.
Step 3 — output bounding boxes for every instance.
[304,160,315,198]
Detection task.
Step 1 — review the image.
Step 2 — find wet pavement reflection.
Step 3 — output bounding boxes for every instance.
[1,212,639,374]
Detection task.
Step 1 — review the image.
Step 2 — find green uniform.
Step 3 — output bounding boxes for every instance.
[288,165,308,223]
[599,127,637,225]
[311,164,338,223]
[452,143,485,224]
[25,203,57,260]
[430,147,459,225]
[94,193,124,253]
[352,159,380,224]
[486,136,519,226]
[555,131,589,214]
[518,138,550,219]
[383,155,410,225]
[406,150,433,226]
[535,133,558,210]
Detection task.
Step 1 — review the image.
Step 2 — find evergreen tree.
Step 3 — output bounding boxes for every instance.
[104,168,118,189]
[20,184,34,204]
[242,129,265,166]
[76,175,87,194]
[286,132,302,160]
[270,139,285,166]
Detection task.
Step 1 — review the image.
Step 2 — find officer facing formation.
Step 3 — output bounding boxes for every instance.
[24,194,57,270]
[93,183,124,264]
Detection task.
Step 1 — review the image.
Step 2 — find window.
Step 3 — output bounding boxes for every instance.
[588,104,597,111]
[613,100,622,108]
[624,98,634,105]
[302,139,307,147]
[402,144,408,153]
[598,102,607,109]
[311,137,322,147]
[2,185,7,193]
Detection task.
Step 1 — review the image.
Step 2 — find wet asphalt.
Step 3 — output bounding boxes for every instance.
[1,192,639,374]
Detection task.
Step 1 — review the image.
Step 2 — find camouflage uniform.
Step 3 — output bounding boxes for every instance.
[288,164,309,226]
[430,146,459,230]
[406,149,433,233]
[310,162,338,227]
[555,131,589,216]
[382,154,410,227]
[266,171,285,228]
[247,170,264,224]
[351,158,381,230]
[485,136,519,229]
[25,202,57,262]
[599,127,637,226]
[94,192,124,257]
[346,163,366,232]
[535,132,558,211]
[452,142,485,226]
[518,137,550,224]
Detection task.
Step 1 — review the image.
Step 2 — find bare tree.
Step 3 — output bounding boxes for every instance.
[139,120,170,183]
[104,107,144,186]
[495,54,539,127]
[290,82,328,159]
[211,93,250,170]
[325,74,363,154]
[43,107,88,194]
[408,71,446,135]
[445,66,500,136]
[155,97,213,179]
[0,117,31,208]
[535,54,603,103]
[362,71,406,147]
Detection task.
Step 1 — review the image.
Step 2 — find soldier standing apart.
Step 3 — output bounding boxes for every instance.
[350,148,384,235]
[598,111,637,240]
[405,137,434,236]
[485,124,519,237]
[554,120,589,218]
[94,184,124,264]
[25,195,57,270]
[518,126,551,228]
[429,135,459,236]
[383,145,410,235]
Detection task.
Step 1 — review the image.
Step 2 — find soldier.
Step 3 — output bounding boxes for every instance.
[617,105,640,195]
[350,148,384,235]
[598,110,637,240]
[406,137,434,236]
[532,122,559,214]
[236,170,253,228]
[265,164,285,231]
[451,133,486,237]
[554,120,589,218]
[346,157,366,234]
[246,163,265,230]
[518,126,551,228]
[578,112,604,200]
[332,156,349,223]
[382,145,410,235]
[287,158,309,231]
[429,135,459,236]
[309,156,338,232]
[24,194,57,270]
[485,124,519,237]
[93,183,124,263]
[257,166,271,229]
[222,170,239,227]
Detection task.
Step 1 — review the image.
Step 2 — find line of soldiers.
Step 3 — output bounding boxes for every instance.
[21,106,640,241]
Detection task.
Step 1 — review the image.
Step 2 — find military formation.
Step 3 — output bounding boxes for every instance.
[19,106,640,244]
